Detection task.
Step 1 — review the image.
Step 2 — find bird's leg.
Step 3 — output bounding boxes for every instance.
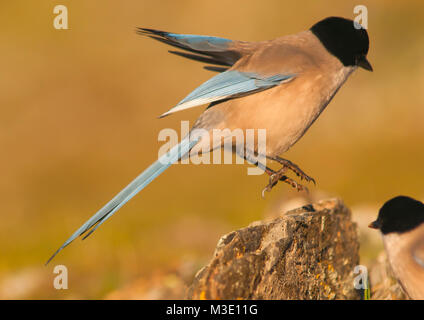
[241,150,277,177]
[240,151,309,197]
[240,151,291,196]
[262,166,308,197]
[267,156,316,185]
[251,164,306,197]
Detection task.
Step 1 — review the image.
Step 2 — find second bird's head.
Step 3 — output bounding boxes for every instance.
[311,16,372,71]
[369,196,424,235]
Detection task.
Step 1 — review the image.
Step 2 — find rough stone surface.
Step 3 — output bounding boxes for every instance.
[187,198,360,300]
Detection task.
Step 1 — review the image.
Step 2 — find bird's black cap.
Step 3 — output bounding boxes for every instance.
[369,196,424,235]
[311,16,372,71]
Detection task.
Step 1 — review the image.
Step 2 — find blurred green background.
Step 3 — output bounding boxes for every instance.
[1,0,423,299]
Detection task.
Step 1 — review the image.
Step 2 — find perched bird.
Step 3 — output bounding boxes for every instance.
[47,16,372,263]
[369,196,424,299]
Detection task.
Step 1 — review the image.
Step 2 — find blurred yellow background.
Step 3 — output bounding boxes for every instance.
[0,0,423,299]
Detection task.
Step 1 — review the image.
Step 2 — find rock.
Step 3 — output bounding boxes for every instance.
[187,198,360,300]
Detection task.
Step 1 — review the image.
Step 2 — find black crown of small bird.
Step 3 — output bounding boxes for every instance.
[311,16,372,71]
[370,196,424,234]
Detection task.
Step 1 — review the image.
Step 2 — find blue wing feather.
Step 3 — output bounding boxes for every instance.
[136,28,244,67]
[137,28,232,53]
[159,71,295,117]
[163,33,232,51]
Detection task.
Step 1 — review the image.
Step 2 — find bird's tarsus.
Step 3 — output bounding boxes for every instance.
[261,163,310,197]
[268,156,316,185]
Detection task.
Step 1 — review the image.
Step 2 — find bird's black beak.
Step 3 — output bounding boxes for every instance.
[357,55,373,72]
[368,220,380,229]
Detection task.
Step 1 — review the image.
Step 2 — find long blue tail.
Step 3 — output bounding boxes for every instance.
[46,136,198,264]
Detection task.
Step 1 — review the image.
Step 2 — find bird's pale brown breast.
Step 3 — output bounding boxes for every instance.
[383,224,424,299]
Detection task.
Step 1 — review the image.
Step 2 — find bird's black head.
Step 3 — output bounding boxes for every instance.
[369,196,424,235]
[311,16,372,71]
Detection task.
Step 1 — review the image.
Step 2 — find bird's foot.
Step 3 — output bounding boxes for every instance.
[270,156,316,185]
[261,168,308,198]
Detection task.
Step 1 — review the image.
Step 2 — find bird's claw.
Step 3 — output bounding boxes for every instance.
[261,167,309,197]
[274,157,316,185]
[262,174,309,198]
[261,173,279,198]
